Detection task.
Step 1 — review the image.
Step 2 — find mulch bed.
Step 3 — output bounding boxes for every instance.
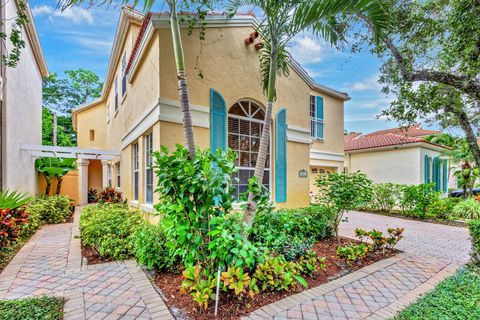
[153,237,397,320]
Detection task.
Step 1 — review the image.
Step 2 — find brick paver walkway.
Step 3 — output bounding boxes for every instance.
[0,207,173,320]
[244,211,469,320]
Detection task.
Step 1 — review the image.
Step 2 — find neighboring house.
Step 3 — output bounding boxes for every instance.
[344,124,450,192]
[1,1,48,193]
[71,8,349,211]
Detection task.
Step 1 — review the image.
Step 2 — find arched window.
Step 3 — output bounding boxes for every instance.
[228,100,270,199]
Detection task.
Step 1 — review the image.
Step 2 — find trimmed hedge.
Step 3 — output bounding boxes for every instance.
[0,296,64,320]
[80,203,144,260]
[468,219,480,267]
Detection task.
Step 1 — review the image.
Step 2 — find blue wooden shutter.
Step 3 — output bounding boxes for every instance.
[315,96,324,139]
[275,109,287,203]
[442,159,448,192]
[424,155,430,183]
[433,156,441,191]
[210,89,227,153]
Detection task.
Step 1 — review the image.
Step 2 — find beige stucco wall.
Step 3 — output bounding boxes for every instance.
[76,103,107,149]
[346,147,423,185]
[74,18,346,210]
[3,0,43,194]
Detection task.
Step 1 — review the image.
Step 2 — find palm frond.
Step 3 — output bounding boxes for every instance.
[0,190,31,210]
[295,0,391,44]
[258,41,289,98]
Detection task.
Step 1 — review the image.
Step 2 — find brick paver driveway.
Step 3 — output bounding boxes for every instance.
[245,211,470,320]
[0,207,173,320]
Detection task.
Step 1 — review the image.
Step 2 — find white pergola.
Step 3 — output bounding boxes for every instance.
[21,144,121,204]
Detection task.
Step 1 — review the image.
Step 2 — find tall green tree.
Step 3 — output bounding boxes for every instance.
[42,68,103,146]
[227,0,390,226]
[351,0,480,167]
[1,0,28,67]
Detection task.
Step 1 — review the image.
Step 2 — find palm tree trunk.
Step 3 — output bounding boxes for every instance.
[168,0,195,158]
[244,39,278,227]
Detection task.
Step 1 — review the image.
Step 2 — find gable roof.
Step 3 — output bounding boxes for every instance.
[345,125,446,152]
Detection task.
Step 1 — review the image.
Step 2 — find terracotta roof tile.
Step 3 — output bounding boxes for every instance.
[345,125,441,152]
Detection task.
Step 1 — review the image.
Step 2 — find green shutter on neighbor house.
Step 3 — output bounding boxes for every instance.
[315,96,324,139]
[442,159,448,192]
[275,109,287,203]
[210,89,227,153]
[432,156,441,192]
[424,155,430,183]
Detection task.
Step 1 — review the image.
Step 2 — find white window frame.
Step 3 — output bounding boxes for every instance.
[121,52,127,97]
[144,133,153,204]
[227,100,272,200]
[114,76,119,113]
[108,164,113,188]
[310,95,324,140]
[133,142,139,201]
[116,162,121,189]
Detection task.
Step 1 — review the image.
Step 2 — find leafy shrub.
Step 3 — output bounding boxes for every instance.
[453,198,480,220]
[154,146,260,270]
[316,172,373,238]
[296,250,326,276]
[467,219,480,267]
[27,195,71,226]
[337,243,369,265]
[181,265,216,310]
[427,197,461,219]
[400,184,439,218]
[0,295,64,320]
[368,183,400,212]
[80,203,143,259]
[253,256,307,292]
[132,222,168,271]
[273,236,314,261]
[220,267,255,297]
[250,205,335,248]
[88,189,98,203]
[97,187,123,204]
[354,227,404,252]
[0,208,29,247]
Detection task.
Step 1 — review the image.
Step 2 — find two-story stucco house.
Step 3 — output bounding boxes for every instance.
[72,8,349,211]
[1,0,48,193]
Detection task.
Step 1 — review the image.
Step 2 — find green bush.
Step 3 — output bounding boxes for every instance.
[22,195,71,236]
[468,219,480,267]
[250,205,335,248]
[368,183,400,212]
[400,184,440,218]
[0,295,64,320]
[80,203,144,259]
[132,222,169,271]
[395,268,480,320]
[427,197,461,220]
[453,198,480,220]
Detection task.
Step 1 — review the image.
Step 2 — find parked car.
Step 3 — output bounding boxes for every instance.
[450,188,480,197]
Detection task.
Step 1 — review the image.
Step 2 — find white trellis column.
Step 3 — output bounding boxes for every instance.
[101,160,109,189]
[77,159,89,205]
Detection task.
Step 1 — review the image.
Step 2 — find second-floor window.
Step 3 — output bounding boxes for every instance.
[145,133,153,204]
[310,95,324,139]
[114,77,118,113]
[108,164,113,187]
[133,143,139,201]
[121,52,127,96]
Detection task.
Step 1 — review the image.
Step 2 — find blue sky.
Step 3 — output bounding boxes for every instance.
[31,0,408,133]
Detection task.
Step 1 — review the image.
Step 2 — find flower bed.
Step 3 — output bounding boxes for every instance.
[153,237,397,320]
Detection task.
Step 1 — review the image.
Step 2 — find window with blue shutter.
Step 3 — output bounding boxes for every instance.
[424,155,430,183]
[432,156,442,192]
[310,96,324,139]
[210,89,227,153]
[442,159,448,192]
[275,109,287,203]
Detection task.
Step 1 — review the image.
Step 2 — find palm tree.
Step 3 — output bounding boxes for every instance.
[54,158,77,195]
[60,0,207,158]
[445,138,478,197]
[227,0,390,226]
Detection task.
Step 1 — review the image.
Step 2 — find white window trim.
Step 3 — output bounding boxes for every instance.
[310,96,325,141]
[133,142,139,201]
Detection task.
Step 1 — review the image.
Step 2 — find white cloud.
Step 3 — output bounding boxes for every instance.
[348,74,382,92]
[32,5,94,25]
[290,36,324,65]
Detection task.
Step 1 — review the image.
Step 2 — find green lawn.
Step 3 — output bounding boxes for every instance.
[0,296,64,320]
[395,268,480,320]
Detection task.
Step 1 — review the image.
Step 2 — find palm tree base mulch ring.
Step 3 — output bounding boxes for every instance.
[153,237,397,320]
